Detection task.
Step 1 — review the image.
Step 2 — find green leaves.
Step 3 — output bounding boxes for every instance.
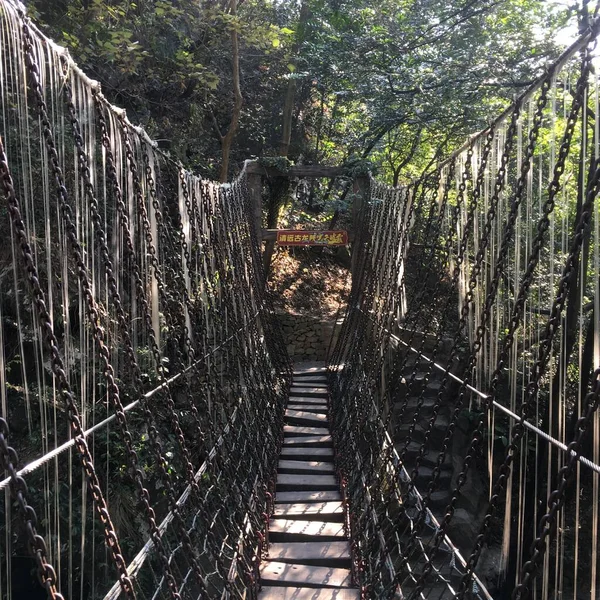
[30,0,572,182]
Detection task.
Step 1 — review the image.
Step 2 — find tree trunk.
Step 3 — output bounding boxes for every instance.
[392,128,422,186]
[219,0,243,182]
[279,0,310,158]
[263,178,288,277]
[279,78,297,157]
[263,1,310,274]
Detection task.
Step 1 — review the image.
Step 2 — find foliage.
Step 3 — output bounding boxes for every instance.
[258,155,294,172]
[27,0,575,185]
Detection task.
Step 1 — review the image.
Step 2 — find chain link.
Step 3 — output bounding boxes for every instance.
[21,21,136,598]
[0,138,64,600]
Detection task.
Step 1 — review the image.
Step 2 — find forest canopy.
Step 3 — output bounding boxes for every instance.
[28,0,586,182]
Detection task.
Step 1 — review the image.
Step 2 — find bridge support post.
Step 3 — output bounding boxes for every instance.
[246,168,263,244]
[351,175,369,280]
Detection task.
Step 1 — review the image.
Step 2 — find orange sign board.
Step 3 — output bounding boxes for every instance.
[276,230,348,246]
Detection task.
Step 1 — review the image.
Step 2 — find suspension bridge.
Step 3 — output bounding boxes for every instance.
[0,1,599,598]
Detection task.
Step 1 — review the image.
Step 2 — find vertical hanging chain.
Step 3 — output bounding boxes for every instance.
[406,70,554,600]
[457,47,594,599]
[386,137,492,596]
[388,163,458,427]
[61,62,184,600]
[391,144,476,428]
[0,138,64,600]
[93,94,213,596]
[399,101,523,517]
[401,134,493,458]
[512,60,600,600]
[117,114,204,490]
[21,22,136,599]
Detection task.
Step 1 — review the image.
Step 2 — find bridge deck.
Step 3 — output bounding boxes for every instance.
[259,365,359,599]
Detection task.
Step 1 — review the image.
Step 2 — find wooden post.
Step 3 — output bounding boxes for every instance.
[263,234,277,277]
[246,171,263,242]
[351,175,369,278]
[244,160,360,278]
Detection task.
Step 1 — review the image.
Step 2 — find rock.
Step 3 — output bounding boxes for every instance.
[445,508,480,555]
[476,544,503,594]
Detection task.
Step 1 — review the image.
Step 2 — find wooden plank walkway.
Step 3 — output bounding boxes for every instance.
[259,365,358,599]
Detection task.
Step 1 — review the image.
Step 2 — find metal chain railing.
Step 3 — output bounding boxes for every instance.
[0,3,291,599]
[329,17,600,600]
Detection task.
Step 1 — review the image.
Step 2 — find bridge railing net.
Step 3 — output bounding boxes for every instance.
[330,21,600,600]
[0,1,291,599]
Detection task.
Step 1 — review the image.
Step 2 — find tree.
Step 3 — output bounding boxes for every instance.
[208,0,244,182]
[29,0,570,182]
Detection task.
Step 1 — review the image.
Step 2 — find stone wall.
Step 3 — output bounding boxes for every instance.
[277,311,342,362]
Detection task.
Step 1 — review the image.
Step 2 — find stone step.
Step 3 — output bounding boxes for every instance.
[268,520,346,543]
[410,465,453,487]
[399,441,453,469]
[273,501,344,522]
[394,331,454,354]
[283,435,333,448]
[276,474,338,491]
[400,582,454,600]
[278,460,335,474]
[394,397,447,420]
[280,447,334,461]
[260,561,352,588]
[266,541,350,567]
[428,489,452,509]
[395,417,449,445]
[275,491,341,504]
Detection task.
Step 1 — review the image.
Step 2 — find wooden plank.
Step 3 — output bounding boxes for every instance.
[278,460,335,473]
[245,162,346,178]
[259,587,359,600]
[351,176,368,277]
[285,409,328,426]
[259,588,357,600]
[294,371,328,378]
[292,375,328,383]
[260,561,352,588]
[280,447,334,461]
[293,366,327,375]
[262,229,355,242]
[276,491,341,503]
[286,396,330,405]
[284,425,330,437]
[266,541,350,566]
[282,435,332,447]
[290,387,329,397]
[273,501,343,521]
[287,404,328,414]
[292,378,329,392]
[276,474,338,491]
[247,172,263,242]
[268,520,346,542]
